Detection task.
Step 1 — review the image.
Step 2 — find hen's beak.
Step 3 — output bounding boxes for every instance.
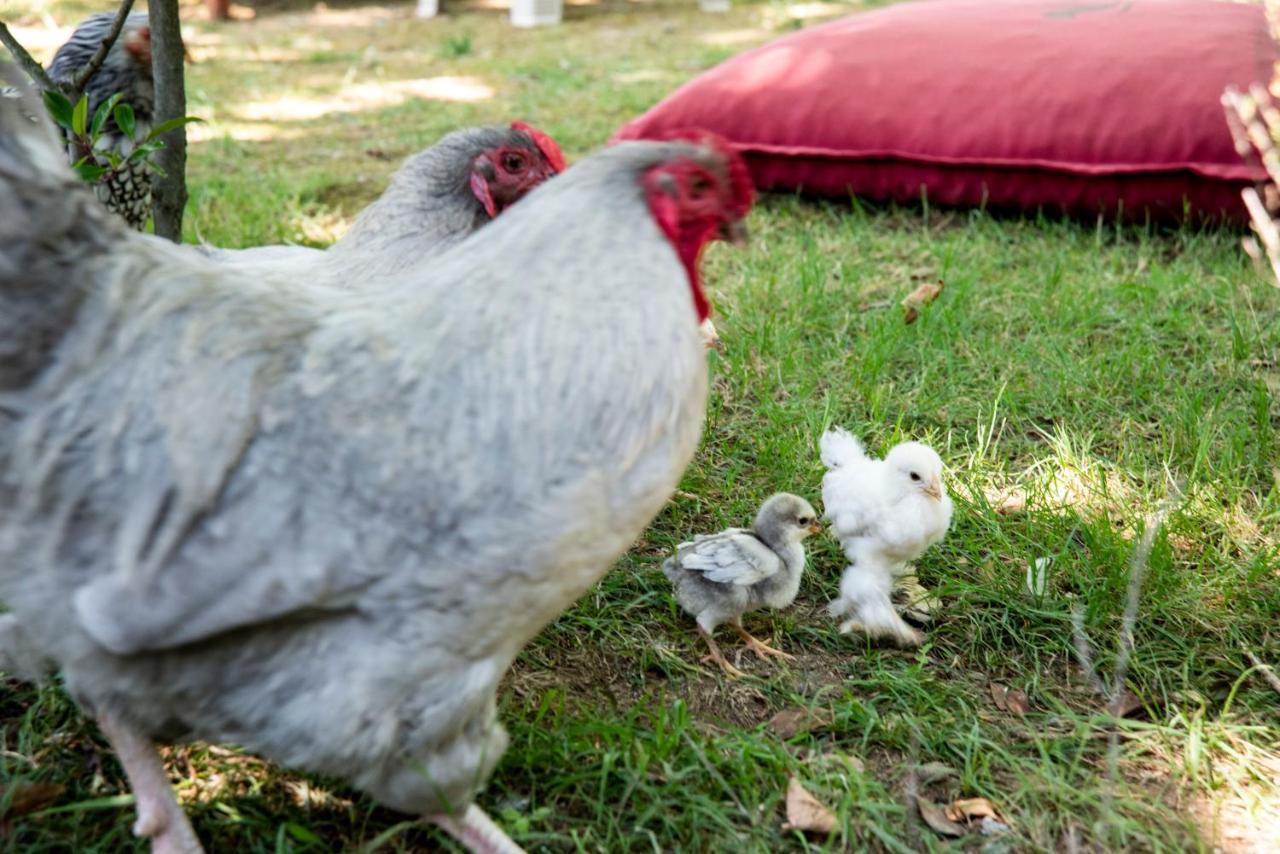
[923,477,943,502]
[720,219,749,246]
[699,318,726,353]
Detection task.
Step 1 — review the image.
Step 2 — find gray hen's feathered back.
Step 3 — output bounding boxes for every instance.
[0,70,735,834]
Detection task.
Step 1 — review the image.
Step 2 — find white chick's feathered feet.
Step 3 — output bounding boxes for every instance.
[828,565,924,648]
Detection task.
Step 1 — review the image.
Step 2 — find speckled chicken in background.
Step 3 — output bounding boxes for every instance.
[199,122,565,281]
[47,11,154,229]
[0,77,752,854]
[820,428,953,647]
[663,494,821,677]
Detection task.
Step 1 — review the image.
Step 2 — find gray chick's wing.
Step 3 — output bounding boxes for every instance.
[674,529,781,586]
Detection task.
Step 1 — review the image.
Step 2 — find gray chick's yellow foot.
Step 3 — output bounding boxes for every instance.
[892,574,940,624]
[431,804,526,854]
[732,624,796,661]
[697,628,747,678]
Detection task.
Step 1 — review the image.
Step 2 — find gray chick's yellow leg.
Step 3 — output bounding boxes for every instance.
[697,626,746,678]
[732,621,796,661]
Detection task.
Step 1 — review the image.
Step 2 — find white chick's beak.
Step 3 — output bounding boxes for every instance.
[807,523,822,536]
[699,318,726,353]
[923,477,943,502]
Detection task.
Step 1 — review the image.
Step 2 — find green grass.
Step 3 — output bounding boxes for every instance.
[3,0,1279,851]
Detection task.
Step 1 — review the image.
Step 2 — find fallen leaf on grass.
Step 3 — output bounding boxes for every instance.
[782,777,838,835]
[990,683,1030,715]
[0,781,65,818]
[902,280,944,324]
[767,706,831,739]
[947,797,1011,835]
[916,795,967,837]
[919,794,1013,838]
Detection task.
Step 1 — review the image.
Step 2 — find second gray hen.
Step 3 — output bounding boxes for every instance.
[663,493,820,677]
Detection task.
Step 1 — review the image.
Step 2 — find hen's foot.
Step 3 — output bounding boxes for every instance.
[95,713,203,854]
[431,804,525,854]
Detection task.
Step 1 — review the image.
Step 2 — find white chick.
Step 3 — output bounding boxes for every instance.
[663,493,821,677]
[820,428,952,647]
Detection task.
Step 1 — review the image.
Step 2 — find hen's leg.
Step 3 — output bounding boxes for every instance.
[431,804,526,854]
[697,626,746,678]
[731,621,795,661]
[95,713,203,854]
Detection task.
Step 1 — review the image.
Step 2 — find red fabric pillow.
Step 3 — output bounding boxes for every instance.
[614,0,1274,223]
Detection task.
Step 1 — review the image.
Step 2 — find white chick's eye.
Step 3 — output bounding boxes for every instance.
[909,472,921,481]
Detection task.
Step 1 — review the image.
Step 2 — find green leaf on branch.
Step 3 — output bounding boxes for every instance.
[42,90,74,132]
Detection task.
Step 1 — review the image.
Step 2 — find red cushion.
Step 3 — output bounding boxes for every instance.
[614,0,1274,223]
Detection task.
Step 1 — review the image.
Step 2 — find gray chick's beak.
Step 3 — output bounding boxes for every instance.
[699,318,726,353]
[720,219,749,246]
[923,478,943,502]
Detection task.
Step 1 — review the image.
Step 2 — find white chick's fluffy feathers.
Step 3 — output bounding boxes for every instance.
[820,428,953,646]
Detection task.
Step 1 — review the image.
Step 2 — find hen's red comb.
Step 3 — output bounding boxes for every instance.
[653,127,755,217]
[512,122,567,174]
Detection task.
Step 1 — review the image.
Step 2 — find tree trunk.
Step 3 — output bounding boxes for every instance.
[149,0,187,242]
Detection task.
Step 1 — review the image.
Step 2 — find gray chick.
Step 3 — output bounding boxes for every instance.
[663,493,821,677]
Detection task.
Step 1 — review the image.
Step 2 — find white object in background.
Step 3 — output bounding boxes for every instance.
[416,0,439,17]
[699,0,731,11]
[511,0,563,26]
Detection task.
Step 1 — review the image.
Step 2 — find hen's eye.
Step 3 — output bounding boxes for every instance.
[909,472,921,481]
[503,153,526,172]
[688,175,711,197]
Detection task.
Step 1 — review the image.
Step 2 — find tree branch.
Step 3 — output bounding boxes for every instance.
[0,23,58,92]
[68,0,136,97]
[148,0,187,242]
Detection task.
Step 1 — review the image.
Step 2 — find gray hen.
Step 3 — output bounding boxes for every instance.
[663,494,820,677]
[200,122,564,282]
[0,77,752,854]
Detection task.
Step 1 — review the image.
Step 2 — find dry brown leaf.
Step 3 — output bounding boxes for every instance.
[990,683,1029,716]
[902,280,944,324]
[917,795,967,837]
[989,682,1009,712]
[0,781,65,818]
[767,706,831,739]
[946,797,1010,830]
[1006,688,1030,715]
[782,777,838,835]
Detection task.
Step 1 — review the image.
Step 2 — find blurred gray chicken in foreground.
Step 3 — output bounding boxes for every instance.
[0,72,752,854]
[199,122,565,280]
[820,428,952,647]
[663,494,820,677]
[47,11,155,229]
